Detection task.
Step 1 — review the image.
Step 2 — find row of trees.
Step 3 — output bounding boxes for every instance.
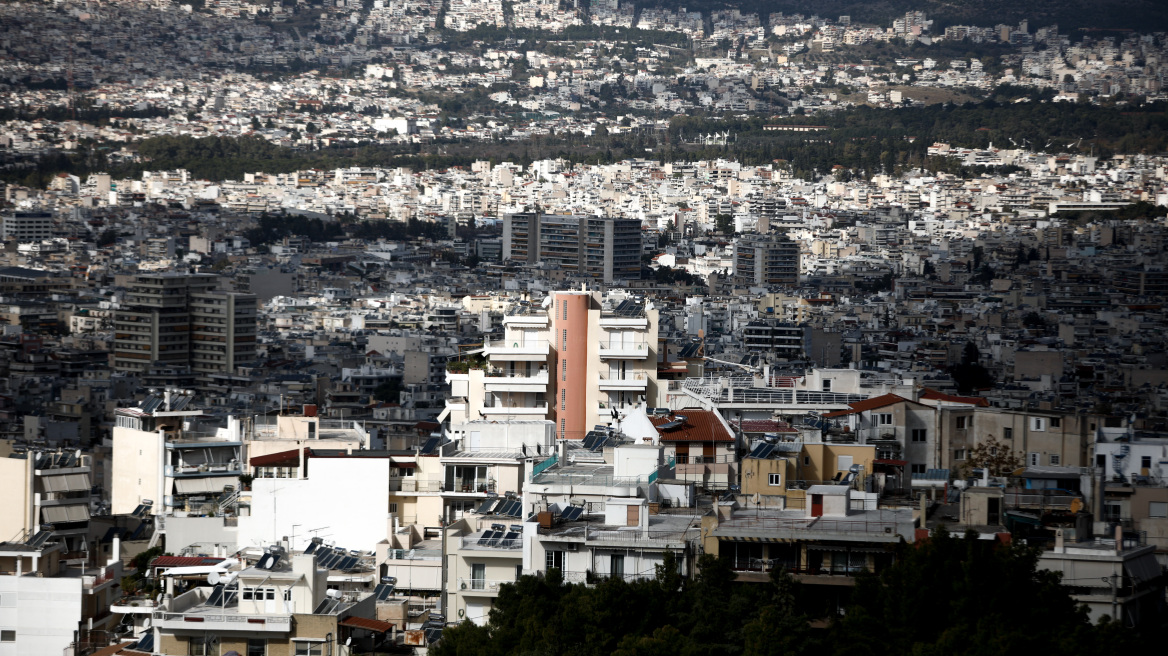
[434,528,1158,656]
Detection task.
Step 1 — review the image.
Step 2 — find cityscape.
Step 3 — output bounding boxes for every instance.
[2,0,1168,654]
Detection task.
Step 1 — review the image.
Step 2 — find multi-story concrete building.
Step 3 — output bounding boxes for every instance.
[0,450,95,555]
[0,533,124,656]
[732,232,800,287]
[502,213,642,282]
[110,390,240,516]
[113,273,257,380]
[0,211,53,242]
[444,291,659,440]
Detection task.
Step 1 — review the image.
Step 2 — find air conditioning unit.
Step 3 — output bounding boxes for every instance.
[565,543,579,552]
[488,582,498,590]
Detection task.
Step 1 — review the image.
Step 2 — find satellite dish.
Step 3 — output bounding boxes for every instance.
[345,638,352,646]
[540,296,552,308]
[208,571,221,585]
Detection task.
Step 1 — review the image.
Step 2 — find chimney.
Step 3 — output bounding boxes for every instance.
[1115,524,1123,554]
[108,535,120,567]
[1054,528,1064,553]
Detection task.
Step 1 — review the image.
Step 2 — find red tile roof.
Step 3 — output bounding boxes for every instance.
[340,616,395,632]
[149,556,226,569]
[822,394,916,418]
[250,448,301,467]
[650,409,733,443]
[736,419,797,434]
[919,388,990,407]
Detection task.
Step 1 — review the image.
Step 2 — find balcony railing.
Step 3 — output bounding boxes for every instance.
[458,577,514,592]
[153,611,292,631]
[483,339,550,358]
[598,372,649,389]
[461,536,522,550]
[598,340,651,358]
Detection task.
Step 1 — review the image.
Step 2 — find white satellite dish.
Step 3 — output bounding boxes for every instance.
[540,296,552,308]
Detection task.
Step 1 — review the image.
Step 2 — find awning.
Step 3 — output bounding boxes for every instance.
[174,478,230,494]
[807,545,890,553]
[41,473,91,492]
[42,505,90,523]
[391,459,416,468]
[339,616,394,633]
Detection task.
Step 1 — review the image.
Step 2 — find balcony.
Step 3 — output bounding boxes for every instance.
[598,340,651,359]
[458,577,514,594]
[153,611,292,633]
[598,372,649,391]
[480,402,549,417]
[483,369,549,393]
[460,536,523,551]
[483,338,549,361]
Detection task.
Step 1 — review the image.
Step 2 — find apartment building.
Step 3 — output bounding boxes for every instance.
[0,211,53,242]
[110,390,239,516]
[0,532,123,656]
[444,291,659,440]
[732,232,800,287]
[151,552,384,656]
[502,213,642,282]
[0,450,95,556]
[113,273,257,380]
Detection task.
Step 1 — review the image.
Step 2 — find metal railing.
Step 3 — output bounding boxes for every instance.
[531,455,558,478]
[153,612,292,629]
[461,536,522,550]
[458,577,514,592]
[532,472,646,487]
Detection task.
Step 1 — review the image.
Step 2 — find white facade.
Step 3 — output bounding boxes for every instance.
[0,575,83,656]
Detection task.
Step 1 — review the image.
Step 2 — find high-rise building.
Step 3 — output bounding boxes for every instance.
[502,213,642,282]
[1,211,53,242]
[733,233,800,287]
[443,291,659,440]
[113,273,257,378]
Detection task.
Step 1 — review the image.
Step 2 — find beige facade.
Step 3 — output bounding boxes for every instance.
[444,517,523,626]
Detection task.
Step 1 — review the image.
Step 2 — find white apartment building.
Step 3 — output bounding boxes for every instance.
[442,291,660,441]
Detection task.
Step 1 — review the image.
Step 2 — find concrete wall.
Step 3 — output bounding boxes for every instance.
[111,427,163,516]
[241,457,391,552]
[0,457,30,542]
[164,516,240,554]
[0,574,83,656]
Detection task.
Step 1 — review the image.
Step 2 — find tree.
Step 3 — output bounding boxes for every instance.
[715,213,734,234]
[949,342,994,395]
[965,435,1023,477]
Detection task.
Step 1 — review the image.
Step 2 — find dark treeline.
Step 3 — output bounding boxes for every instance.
[432,529,1163,656]
[639,0,1168,32]
[8,100,1168,187]
[242,213,449,247]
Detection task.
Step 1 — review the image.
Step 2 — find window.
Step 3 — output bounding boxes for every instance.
[1050,417,1061,428]
[471,563,485,590]
[1141,456,1152,470]
[562,329,567,351]
[563,303,567,320]
[803,456,810,466]
[610,554,625,579]
[1045,454,1060,466]
[955,416,968,429]
[1,631,14,642]
[561,389,566,411]
[1028,452,1040,466]
[877,413,893,425]
[560,419,566,439]
[389,503,398,514]
[954,449,966,461]
[516,564,523,580]
[247,639,267,656]
[1149,502,1168,519]
[243,587,254,601]
[822,379,832,392]
[1030,418,1046,432]
[293,642,323,656]
[561,359,567,381]
[189,637,218,656]
[546,550,564,570]
[910,464,926,475]
[1003,427,1013,440]
[768,473,782,486]
[911,429,926,443]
